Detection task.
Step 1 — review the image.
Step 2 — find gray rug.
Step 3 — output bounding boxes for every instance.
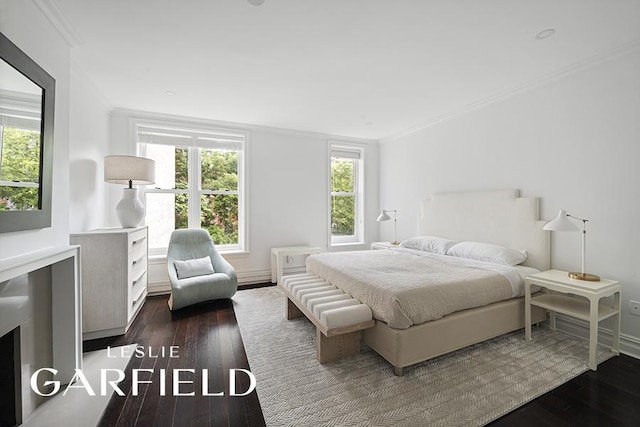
[233,286,612,427]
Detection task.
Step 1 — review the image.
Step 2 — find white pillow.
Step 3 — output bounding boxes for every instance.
[174,256,215,279]
[399,236,457,255]
[446,241,527,266]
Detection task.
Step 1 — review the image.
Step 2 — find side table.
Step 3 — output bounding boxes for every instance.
[370,241,399,250]
[271,246,324,285]
[525,269,621,370]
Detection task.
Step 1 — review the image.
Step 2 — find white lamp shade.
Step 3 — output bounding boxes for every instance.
[377,211,391,222]
[104,155,155,185]
[543,209,579,232]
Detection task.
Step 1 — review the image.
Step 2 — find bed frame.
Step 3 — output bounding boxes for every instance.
[364,189,549,375]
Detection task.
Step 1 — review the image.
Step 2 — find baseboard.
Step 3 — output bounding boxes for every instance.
[237,268,273,285]
[555,314,640,360]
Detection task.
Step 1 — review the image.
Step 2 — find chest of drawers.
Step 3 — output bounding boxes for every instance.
[70,227,148,340]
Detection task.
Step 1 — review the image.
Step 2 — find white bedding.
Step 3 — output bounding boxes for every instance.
[389,246,540,297]
[306,248,539,329]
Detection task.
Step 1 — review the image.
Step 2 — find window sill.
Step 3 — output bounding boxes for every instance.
[149,250,250,263]
[330,242,364,246]
[329,242,369,251]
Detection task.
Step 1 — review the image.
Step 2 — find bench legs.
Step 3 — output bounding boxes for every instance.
[316,329,362,363]
[286,297,304,320]
[285,296,365,364]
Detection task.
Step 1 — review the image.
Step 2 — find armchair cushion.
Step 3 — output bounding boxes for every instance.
[174,256,215,279]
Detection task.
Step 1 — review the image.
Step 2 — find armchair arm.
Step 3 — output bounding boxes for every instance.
[209,250,237,284]
[166,255,180,286]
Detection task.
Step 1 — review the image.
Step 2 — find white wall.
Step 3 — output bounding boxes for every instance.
[379,47,640,351]
[108,110,380,291]
[68,66,111,232]
[0,1,71,259]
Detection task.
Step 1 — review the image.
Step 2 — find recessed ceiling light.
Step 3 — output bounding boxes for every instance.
[164,91,176,96]
[535,29,555,40]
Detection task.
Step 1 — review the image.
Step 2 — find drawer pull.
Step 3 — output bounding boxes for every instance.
[132,255,145,266]
[132,236,146,246]
[132,271,146,286]
[132,291,145,307]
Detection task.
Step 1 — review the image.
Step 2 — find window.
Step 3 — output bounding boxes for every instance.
[137,121,246,254]
[329,143,364,245]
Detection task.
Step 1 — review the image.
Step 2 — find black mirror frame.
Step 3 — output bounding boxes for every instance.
[0,32,55,233]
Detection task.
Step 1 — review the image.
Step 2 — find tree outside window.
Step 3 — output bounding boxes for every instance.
[330,144,364,245]
[0,126,41,210]
[331,159,356,236]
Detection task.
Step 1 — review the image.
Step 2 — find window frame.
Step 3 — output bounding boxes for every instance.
[328,141,365,246]
[135,119,247,255]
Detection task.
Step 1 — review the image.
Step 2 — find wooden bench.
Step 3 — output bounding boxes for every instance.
[280,273,375,363]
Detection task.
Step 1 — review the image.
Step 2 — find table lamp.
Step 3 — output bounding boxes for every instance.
[377,209,399,245]
[543,209,600,281]
[104,155,155,228]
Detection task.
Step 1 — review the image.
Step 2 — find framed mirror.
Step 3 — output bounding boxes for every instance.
[0,32,55,233]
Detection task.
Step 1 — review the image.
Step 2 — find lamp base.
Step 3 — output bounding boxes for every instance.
[116,188,145,228]
[568,272,601,282]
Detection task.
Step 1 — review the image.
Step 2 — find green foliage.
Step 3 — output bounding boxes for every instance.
[331,159,354,192]
[201,150,239,244]
[201,150,238,191]
[173,148,239,245]
[201,194,238,245]
[174,147,188,190]
[0,127,41,210]
[330,159,356,236]
[331,195,355,236]
[174,148,188,228]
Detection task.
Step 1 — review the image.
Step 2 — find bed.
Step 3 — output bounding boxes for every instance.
[307,189,549,375]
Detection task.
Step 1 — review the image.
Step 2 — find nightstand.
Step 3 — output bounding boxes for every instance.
[370,241,399,250]
[524,269,621,370]
[271,246,324,285]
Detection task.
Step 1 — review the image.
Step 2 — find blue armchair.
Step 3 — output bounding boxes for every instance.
[167,228,237,311]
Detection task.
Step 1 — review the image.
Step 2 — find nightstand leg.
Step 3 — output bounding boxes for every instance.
[276,255,284,286]
[271,252,277,283]
[589,298,598,370]
[612,291,621,354]
[525,283,532,341]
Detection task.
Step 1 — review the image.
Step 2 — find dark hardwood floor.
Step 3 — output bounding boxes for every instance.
[85,291,266,427]
[86,286,640,426]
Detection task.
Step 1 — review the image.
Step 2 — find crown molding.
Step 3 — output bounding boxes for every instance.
[32,0,83,48]
[70,60,112,108]
[382,38,640,143]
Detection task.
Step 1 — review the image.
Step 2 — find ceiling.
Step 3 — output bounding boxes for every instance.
[56,0,640,140]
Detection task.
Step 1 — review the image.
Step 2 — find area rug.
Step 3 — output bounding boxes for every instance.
[233,286,612,427]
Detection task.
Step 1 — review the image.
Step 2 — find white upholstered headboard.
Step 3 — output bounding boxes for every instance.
[418,189,550,271]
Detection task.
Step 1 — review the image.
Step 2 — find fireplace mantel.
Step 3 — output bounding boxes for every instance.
[0,246,81,424]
